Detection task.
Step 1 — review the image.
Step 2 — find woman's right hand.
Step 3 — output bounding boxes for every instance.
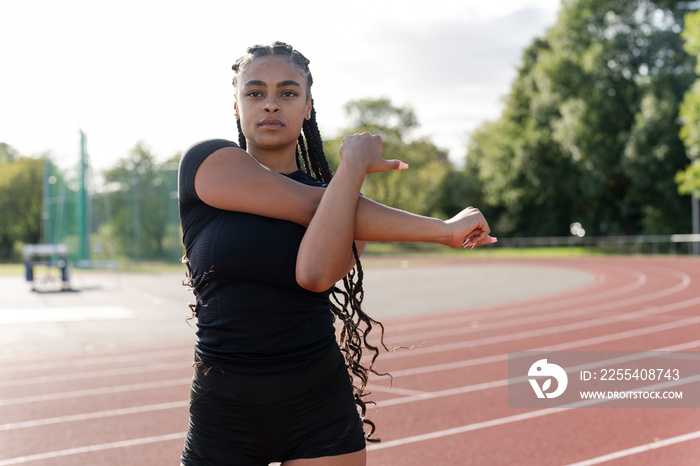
[443,206,495,249]
[339,132,408,174]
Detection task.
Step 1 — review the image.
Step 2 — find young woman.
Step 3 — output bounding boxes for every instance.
[178,42,494,466]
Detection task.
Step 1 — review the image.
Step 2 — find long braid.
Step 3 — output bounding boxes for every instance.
[236,119,246,150]
[233,42,390,442]
[297,134,311,173]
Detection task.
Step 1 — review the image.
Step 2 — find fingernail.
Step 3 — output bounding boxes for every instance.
[398,162,409,170]
[489,237,498,244]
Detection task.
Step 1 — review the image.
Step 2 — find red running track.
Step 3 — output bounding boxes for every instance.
[1,256,700,465]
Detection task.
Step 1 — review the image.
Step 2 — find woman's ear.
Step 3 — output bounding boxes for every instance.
[234,100,239,120]
[305,95,312,120]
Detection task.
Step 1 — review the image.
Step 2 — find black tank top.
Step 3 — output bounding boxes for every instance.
[178,139,335,374]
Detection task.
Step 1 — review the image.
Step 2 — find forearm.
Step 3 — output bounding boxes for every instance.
[296,159,366,292]
[294,132,489,292]
[354,196,450,244]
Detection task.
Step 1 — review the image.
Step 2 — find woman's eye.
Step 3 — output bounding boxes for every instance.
[247,91,263,98]
[282,91,298,98]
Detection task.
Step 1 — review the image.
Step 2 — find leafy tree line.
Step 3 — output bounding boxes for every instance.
[676,8,700,194]
[468,0,698,237]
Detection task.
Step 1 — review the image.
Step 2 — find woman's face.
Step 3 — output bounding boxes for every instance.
[235,55,312,153]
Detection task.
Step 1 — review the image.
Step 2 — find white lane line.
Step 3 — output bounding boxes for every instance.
[0,401,188,430]
[385,316,700,378]
[0,361,188,388]
[376,341,700,408]
[0,432,187,466]
[0,348,191,375]
[563,430,700,465]
[368,374,700,452]
[366,384,428,396]
[0,306,134,324]
[384,267,688,345]
[366,407,565,451]
[0,377,192,407]
[381,294,700,361]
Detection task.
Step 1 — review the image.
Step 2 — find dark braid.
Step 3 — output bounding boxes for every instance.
[236,119,246,150]
[297,134,311,173]
[233,42,389,442]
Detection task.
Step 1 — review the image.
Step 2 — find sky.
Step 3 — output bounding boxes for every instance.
[0,0,561,172]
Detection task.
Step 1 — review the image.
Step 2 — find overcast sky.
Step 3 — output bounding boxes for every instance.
[0,0,561,171]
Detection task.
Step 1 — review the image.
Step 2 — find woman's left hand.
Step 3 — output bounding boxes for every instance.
[443,206,496,249]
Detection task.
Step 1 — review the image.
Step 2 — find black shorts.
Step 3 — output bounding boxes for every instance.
[181,346,366,465]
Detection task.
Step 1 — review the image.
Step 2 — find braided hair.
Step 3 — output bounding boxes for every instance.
[233,42,388,442]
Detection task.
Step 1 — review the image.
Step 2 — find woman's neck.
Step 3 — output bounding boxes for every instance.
[246,143,298,174]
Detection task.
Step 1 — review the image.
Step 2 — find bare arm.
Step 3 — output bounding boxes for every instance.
[194,146,323,226]
[193,141,492,292]
[194,145,466,243]
[295,133,492,291]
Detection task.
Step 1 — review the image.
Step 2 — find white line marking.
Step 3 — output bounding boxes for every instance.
[0,432,187,465]
[0,401,188,430]
[366,384,428,396]
[384,267,688,345]
[385,316,700,378]
[375,340,700,408]
[0,306,134,324]
[368,374,700,451]
[0,378,192,406]
[0,348,190,375]
[564,430,700,465]
[381,294,700,362]
[0,361,188,388]
[367,407,567,451]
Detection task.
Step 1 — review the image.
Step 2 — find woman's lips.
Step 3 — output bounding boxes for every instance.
[259,119,284,129]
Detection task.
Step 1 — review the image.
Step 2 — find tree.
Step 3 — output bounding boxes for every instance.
[469,0,696,236]
[0,143,20,163]
[324,97,455,218]
[102,143,180,260]
[0,149,43,258]
[675,9,700,196]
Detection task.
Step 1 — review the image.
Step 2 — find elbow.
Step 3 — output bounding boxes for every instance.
[296,265,335,293]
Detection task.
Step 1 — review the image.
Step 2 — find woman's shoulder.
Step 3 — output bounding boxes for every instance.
[179,139,240,205]
[181,139,239,165]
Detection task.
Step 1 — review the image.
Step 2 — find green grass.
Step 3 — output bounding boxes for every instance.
[3,244,686,276]
[0,264,24,276]
[364,242,598,259]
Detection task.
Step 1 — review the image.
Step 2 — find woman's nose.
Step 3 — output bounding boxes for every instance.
[263,101,280,113]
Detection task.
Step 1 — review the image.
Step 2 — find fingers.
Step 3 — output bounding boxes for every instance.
[391,160,409,170]
[462,235,498,250]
